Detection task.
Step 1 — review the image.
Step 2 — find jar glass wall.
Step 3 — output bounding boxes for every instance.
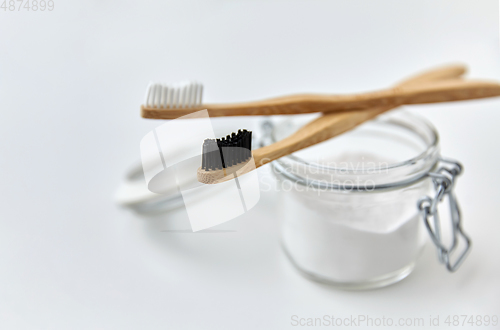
[270,111,440,289]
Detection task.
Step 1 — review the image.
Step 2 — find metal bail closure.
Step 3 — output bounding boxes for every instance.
[418,158,472,272]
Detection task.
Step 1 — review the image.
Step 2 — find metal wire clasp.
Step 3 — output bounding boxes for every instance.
[417,158,472,272]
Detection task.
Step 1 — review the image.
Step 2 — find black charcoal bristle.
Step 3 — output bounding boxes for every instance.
[201,129,253,170]
[201,139,223,170]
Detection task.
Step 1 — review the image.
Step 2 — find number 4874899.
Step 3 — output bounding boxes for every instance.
[1,0,54,11]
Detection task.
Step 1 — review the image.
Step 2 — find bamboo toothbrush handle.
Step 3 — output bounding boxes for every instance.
[251,65,468,168]
[395,63,466,87]
[252,108,389,167]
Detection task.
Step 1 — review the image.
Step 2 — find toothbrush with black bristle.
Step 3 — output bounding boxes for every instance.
[198,129,253,183]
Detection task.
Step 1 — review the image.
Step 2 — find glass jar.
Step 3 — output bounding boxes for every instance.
[268,111,469,289]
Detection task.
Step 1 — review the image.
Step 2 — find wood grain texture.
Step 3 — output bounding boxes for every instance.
[197,64,470,184]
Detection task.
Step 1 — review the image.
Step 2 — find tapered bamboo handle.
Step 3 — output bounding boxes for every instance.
[251,108,389,167]
[198,64,469,184]
[251,67,470,167]
[395,63,466,86]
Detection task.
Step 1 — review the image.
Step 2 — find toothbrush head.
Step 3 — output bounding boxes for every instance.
[144,81,203,109]
[198,129,253,184]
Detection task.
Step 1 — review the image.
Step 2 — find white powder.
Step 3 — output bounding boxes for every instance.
[277,153,430,284]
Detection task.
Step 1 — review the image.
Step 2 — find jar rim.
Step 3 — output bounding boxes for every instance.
[270,111,441,190]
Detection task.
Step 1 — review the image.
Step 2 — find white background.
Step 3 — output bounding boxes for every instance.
[1,0,499,329]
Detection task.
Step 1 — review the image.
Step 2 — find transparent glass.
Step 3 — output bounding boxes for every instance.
[270,111,440,290]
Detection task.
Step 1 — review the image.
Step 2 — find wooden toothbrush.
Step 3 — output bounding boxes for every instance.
[141,65,500,120]
[196,64,495,184]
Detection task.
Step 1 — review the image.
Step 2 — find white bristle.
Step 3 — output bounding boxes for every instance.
[185,83,192,108]
[189,84,197,107]
[160,85,167,108]
[144,82,153,106]
[182,82,189,108]
[173,84,180,108]
[167,85,174,108]
[149,84,156,108]
[143,81,204,109]
[155,84,162,108]
[197,84,203,106]
[148,83,156,107]
[181,82,187,108]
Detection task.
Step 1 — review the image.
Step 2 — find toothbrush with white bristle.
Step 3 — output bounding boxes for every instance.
[144,81,203,110]
[138,65,500,184]
[141,69,500,119]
